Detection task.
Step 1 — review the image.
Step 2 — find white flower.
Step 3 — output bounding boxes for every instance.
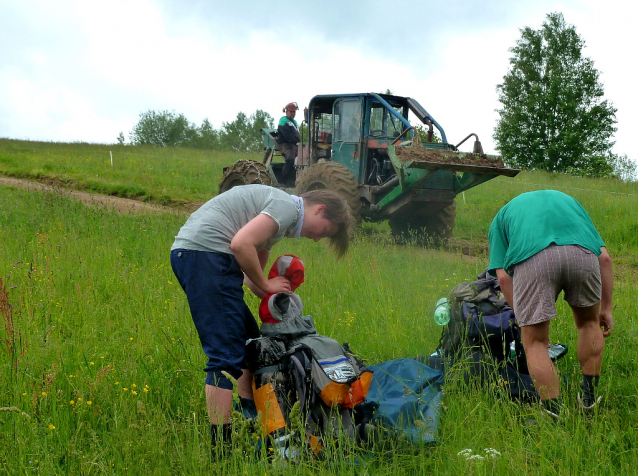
[457,448,473,457]
[469,455,485,461]
[484,448,501,458]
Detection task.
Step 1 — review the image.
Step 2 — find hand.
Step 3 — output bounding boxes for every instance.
[262,276,291,295]
[599,309,614,338]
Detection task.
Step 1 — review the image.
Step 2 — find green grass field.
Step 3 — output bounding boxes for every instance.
[1,139,637,474]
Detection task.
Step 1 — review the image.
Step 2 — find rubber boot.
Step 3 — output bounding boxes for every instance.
[210,423,232,460]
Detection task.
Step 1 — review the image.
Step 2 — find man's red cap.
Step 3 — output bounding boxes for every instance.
[285,102,299,111]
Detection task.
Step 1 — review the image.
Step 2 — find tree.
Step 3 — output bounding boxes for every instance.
[129,110,196,147]
[249,109,275,145]
[415,124,441,144]
[494,13,618,176]
[219,110,274,153]
[192,118,219,149]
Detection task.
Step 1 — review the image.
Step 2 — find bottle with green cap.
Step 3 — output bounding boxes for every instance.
[433,297,451,326]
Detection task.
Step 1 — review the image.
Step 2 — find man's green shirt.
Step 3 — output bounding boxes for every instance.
[278,116,298,128]
[488,190,605,275]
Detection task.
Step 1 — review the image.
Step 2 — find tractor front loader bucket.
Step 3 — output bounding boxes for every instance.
[375,144,520,211]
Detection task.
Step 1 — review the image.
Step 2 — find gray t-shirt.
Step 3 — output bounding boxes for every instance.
[171,185,299,254]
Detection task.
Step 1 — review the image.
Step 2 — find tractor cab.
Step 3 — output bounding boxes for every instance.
[303,93,455,188]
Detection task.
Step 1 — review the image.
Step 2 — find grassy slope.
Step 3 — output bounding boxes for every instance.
[0,140,637,474]
[0,138,251,205]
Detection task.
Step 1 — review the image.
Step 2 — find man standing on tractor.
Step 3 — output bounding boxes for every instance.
[277,102,301,187]
[488,190,614,418]
[170,184,351,456]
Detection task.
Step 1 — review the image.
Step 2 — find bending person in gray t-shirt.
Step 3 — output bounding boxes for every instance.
[170,184,351,451]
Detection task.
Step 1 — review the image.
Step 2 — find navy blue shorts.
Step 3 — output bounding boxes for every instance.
[170,249,260,390]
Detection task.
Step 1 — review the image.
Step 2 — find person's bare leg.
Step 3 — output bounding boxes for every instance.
[237,369,254,399]
[206,369,254,424]
[206,385,233,424]
[521,320,560,400]
[572,302,604,376]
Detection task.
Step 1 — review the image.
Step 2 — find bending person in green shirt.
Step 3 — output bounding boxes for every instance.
[488,190,614,417]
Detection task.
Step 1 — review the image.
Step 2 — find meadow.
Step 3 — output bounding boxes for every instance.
[0,139,637,474]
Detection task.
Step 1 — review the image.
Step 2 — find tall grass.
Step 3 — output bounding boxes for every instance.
[0,141,637,474]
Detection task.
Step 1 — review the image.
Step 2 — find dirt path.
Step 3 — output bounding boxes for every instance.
[0,176,187,215]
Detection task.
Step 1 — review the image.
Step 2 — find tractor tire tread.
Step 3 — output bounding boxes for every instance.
[218,159,272,195]
[295,162,362,225]
[389,201,456,245]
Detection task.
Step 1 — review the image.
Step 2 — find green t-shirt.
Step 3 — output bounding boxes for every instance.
[488,190,605,275]
[278,116,298,128]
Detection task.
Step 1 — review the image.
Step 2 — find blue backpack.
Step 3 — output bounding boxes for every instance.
[427,270,537,401]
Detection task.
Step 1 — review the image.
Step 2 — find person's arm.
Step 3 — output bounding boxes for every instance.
[278,121,300,145]
[243,249,270,298]
[230,214,291,296]
[495,268,514,309]
[598,247,614,337]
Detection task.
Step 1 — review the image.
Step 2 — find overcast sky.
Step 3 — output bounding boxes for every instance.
[1,0,635,164]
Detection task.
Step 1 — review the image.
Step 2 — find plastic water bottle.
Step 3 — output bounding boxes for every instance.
[508,341,516,362]
[433,298,451,326]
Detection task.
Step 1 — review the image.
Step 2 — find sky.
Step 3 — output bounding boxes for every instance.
[1,0,636,164]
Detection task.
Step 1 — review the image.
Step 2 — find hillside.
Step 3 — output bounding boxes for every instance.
[0,139,637,474]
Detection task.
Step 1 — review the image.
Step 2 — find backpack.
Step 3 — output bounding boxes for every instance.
[246,314,372,458]
[427,270,537,401]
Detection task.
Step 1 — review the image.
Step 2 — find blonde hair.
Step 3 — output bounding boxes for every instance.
[301,190,352,259]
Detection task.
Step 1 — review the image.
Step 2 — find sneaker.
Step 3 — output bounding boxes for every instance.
[578,394,602,414]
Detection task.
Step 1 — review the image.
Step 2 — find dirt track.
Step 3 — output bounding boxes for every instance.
[0,176,185,215]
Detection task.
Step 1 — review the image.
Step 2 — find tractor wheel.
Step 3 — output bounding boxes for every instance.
[389,201,456,246]
[218,159,272,195]
[295,162,362,226]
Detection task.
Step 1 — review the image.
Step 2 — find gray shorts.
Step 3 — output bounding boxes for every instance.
[512,245,601,326]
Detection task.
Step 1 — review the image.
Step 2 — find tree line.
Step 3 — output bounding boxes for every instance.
[118,109,274,154]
